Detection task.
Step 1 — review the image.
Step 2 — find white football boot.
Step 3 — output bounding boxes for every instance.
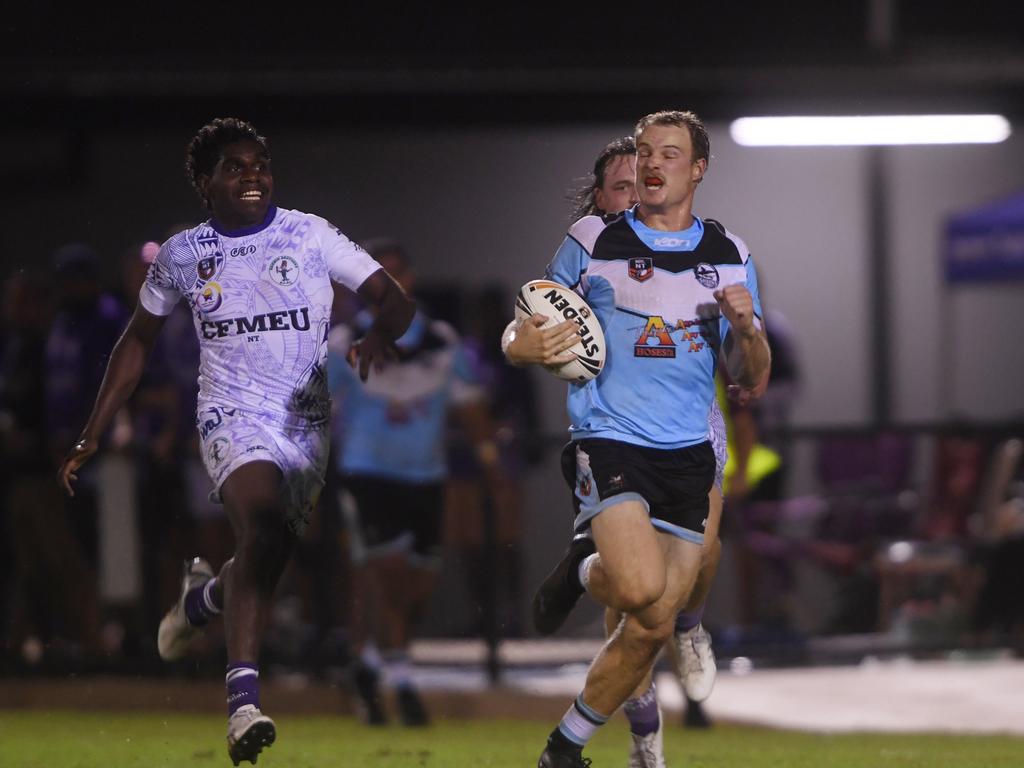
[157,557,214,661]
[675,623,716,702]
[227,704,276,765]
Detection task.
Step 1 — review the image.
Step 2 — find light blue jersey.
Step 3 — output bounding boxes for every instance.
[546,208,762,449]
[326,312,482,483]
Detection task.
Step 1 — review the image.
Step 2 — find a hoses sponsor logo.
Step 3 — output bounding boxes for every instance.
[634,316,706,358]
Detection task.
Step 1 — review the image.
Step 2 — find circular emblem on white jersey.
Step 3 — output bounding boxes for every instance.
[694,263,720,289]
[269,256,299,286]
[208,437,231,468]
[198,281,224,313]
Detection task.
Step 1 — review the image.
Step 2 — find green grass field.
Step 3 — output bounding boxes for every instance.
[2,711,1022,768]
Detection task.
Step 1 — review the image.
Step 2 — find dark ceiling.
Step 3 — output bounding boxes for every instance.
[4,2,1024,128]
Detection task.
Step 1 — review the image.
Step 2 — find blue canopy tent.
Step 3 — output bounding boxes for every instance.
[945,191,1024,283]
[938,191,1024,417]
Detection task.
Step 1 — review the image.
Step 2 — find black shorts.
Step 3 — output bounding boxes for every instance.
[340,475,444,562]
[562,438,715,544]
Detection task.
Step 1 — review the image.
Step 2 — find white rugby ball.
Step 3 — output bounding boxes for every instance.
[515,279,606,382]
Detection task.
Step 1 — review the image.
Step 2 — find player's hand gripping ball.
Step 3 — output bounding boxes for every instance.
[514,280,606,382]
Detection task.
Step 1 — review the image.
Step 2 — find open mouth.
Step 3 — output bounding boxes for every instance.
[240,189,265,202]
[644,176,664,190]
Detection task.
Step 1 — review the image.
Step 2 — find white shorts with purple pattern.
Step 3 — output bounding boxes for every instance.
[708,399,728,491]
[197,405,329,536]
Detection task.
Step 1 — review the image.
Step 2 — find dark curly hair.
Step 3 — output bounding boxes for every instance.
[569,136,636,221]
[185,118,269,208]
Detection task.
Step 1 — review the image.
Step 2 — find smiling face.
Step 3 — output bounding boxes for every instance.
[635,124,706,215]
[199,140,273,230]
[594,153,639,215]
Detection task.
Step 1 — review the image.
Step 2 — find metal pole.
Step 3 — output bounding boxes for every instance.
[481,489,502,684]
[865,0,896,427]
[866,147,891,426]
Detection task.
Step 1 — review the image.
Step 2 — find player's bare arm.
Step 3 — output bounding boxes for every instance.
[348,267,416,381]
[57,305,167,496]
[504,314,579,366]
[727,367,771,406]
[715,283,771,389]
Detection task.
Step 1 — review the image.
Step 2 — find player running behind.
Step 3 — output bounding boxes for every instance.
[326,239,506,726]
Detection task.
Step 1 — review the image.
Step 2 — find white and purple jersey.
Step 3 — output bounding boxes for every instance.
[546,209,762,449]
[140,206,380,430]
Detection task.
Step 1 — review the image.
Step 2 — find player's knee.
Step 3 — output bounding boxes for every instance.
[613,572,666,614]
[621,614,673,655]
[639,613,676,642]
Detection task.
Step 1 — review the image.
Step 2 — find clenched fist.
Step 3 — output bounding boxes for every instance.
[713,284,756,336]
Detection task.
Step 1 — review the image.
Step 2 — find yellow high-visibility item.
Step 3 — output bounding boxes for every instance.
[717,375,780,495]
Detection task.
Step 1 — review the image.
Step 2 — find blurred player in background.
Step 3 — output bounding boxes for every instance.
[57,118,414,766]
[506,111,770,768]
[327,238,505,726]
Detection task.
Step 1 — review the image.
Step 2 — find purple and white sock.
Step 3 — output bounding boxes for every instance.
[624,684,660,736]
[675,603,705,634]
[184,577,222,627]
[226,662,260,716]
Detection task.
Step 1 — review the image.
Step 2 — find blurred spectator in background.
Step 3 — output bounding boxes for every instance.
[747,307,801,483]
[0,269,88,662]
[44,244,130,655]
[971,437,1024,646]
[47,244,130,473]
[722,303,800,634]
[444,283,540,639]
[921,429,986,542]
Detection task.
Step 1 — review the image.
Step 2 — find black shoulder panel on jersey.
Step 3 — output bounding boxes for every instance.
[703,218,727,237]
[590,216,743,273]
[589,217,642,262]
[695,219,744,266]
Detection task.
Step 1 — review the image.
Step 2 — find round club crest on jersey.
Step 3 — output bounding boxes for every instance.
[269,255,299,286]
[198,281,224,313]
[514,279,606,383]
[694,263,720,289]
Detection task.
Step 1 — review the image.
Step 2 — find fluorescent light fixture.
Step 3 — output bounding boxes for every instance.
[730,114,1012,146]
